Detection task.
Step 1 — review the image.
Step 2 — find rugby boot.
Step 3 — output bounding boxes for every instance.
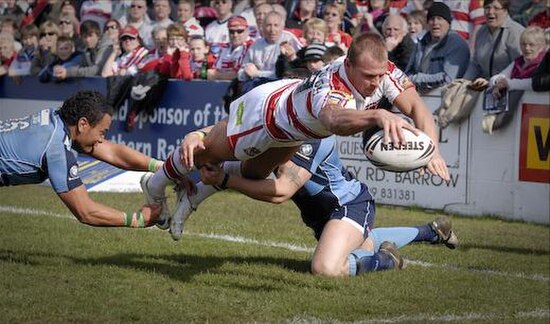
[429,215,459,249]
[140,172,170,230]
[170,187,196,241]
[379,241,405,270]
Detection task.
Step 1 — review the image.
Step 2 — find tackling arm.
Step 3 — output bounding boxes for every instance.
[90,140,162,172]
[200,161,312,204]
[58,185,159,227]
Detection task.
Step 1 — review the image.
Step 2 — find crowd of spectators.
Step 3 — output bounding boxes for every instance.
[0,0,548,129]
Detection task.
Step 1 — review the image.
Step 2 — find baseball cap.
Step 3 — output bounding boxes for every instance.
[303,43,327,61]
[228,15,248,29]
[119,26,139,39]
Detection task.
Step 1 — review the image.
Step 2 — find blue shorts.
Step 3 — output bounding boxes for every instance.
[300,189,376,241]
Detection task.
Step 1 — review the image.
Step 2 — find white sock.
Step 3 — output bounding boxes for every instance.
[149,150,189,198]
[189,161,242,208]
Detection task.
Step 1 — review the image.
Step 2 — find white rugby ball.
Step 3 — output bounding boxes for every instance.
[363,128,435,172]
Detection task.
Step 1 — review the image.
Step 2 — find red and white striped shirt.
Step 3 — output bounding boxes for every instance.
[443,0,486,40]
[264,58,413,141]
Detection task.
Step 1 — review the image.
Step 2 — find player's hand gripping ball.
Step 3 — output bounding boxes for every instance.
[363,128,435,172]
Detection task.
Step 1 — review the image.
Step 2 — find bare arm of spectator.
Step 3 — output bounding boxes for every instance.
[207,68,237,80]
[101,49,118,77]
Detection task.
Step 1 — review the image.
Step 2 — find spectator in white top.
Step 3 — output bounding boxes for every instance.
[176,0,204,37]
[79,0,112,30]
[205,0,234,55]
[250,2,272,40]
[118,0,155,49]
[210,15,253,80]
[153,0,173,28]
[238,10,301,81]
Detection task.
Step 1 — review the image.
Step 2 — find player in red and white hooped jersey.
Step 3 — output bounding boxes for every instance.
[142,33,450,240]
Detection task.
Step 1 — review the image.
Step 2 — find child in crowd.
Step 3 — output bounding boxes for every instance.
[38,36,81,82]
[302,42,327,73]
[188,35,215,79]
[1,17,22,51]
[8,24,39,76]
[407,10,427,43]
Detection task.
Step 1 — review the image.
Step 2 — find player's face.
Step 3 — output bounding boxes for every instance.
[345,53,387,97]
[76,114,112,153]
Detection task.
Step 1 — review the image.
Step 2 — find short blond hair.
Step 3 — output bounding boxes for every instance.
[303,18,328,40]
[520,26,546,47]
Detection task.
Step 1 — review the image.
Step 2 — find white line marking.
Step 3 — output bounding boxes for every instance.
[1,205,548,283]
[287,309,550,323]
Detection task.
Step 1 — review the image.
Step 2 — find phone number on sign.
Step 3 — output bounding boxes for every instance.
[370,187,416,201]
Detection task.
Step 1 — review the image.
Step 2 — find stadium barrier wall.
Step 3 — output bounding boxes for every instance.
[0,77,548,224]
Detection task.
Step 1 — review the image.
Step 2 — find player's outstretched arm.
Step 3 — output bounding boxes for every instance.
[89,140,163,172]
[200,161,311,204]
[319,103,416,144]
[58,185,160,227]
[393,88,450,181]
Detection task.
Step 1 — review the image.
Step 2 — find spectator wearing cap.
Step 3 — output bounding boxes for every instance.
[210,15,253,80]
[101,25,153,77]
[405,2,470,93]
[176,0,205,37]
[303,42,327,73]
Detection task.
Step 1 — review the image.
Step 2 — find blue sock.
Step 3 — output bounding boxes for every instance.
[348,249,394,275]
[413,224,438,243]
[371,227,419,251]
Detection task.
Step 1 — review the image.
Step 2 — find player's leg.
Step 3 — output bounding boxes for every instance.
[368,215,459,251]
[311,200,402,277]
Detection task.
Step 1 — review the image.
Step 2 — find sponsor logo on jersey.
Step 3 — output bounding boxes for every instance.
[327,90,352,108]
[243,147,261,157]
[236,101,244,126]
[68,165,80,181]
[299,144,313,157]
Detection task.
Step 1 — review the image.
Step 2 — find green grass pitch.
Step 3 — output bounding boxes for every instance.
[1,185,549,323]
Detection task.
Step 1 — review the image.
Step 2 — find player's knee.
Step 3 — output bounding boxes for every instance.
[311,259,346,277]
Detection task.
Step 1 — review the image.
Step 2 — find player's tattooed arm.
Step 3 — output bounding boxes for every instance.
[276,161,310,194]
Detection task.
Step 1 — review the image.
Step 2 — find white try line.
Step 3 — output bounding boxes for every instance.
[1,205,548,283]
[288,308,550,323]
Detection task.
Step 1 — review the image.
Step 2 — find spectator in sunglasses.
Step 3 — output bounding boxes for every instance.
[206,0,235,55]
[210,15,253,80]
[31,20,60,75]
[58,13,85,52]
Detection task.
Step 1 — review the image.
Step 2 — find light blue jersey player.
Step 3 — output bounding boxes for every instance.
[0,91,163,228]
[172,135,458,276]
[0,109,82,192]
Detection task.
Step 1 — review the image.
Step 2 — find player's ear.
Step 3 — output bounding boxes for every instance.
[77,117,90,133]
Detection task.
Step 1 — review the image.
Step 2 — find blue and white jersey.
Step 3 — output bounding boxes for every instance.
[290,136,373,221]
[0,109,82,193]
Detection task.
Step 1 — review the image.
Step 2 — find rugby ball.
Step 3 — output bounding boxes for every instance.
[363,128,435,172]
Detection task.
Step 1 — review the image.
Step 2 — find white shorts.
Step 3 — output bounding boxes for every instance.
[226,80,302,161]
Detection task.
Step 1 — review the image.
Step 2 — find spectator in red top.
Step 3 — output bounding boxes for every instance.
[209,15,253,80]
[169,24,193,80]
[323,3,352,52]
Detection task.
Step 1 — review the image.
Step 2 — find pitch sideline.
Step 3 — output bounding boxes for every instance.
[1,205,548,284]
